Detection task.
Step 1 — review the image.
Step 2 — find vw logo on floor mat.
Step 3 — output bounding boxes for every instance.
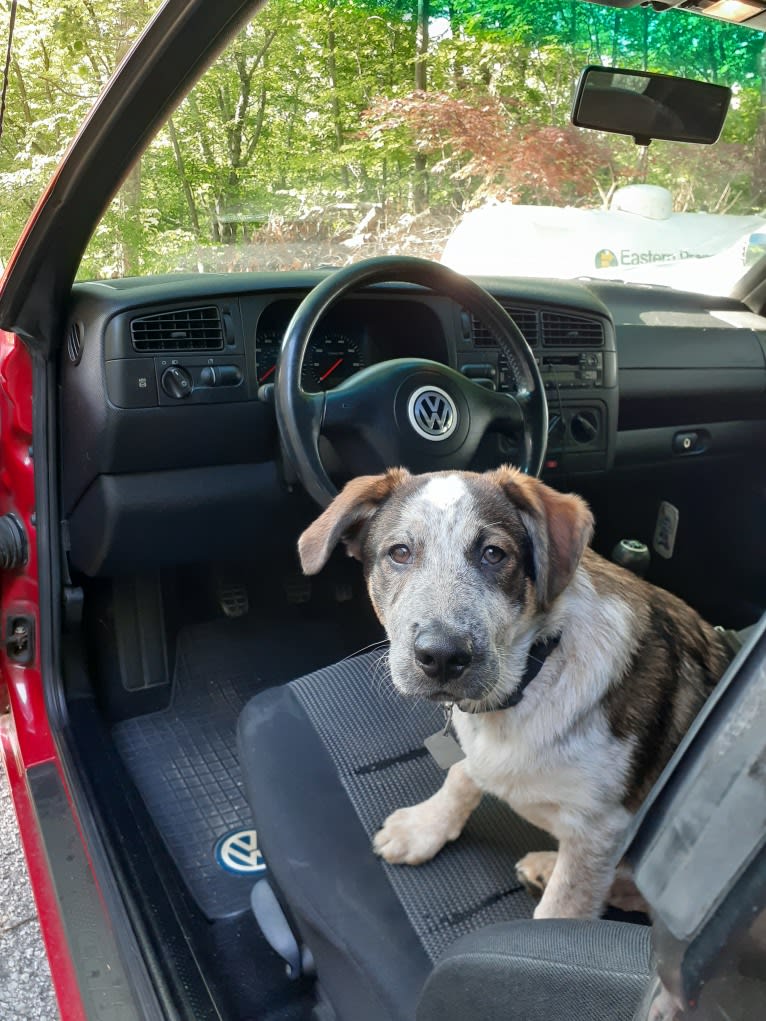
[214,829,267,875]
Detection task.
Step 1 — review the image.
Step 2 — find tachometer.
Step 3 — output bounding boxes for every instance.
[255,329,283,385]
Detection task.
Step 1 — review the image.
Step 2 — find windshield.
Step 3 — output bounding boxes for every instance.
[9,1,764,294]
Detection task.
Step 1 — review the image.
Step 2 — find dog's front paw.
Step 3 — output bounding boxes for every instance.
[647,984,684,1021]
[516,850,558,899]
[373,804,453,865]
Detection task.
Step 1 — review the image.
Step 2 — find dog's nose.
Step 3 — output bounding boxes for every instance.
[414,629,473,683]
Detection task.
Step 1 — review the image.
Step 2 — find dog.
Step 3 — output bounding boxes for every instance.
[298,466,730,920]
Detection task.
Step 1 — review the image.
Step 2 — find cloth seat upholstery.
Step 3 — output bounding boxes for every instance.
[237,648,653,1021]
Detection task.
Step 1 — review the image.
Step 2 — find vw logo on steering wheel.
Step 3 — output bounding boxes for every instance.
[407,386,458,441]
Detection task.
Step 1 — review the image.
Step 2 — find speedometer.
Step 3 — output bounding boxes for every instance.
[302,333,365,392]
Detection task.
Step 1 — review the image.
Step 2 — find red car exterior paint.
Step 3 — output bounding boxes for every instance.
[0,330,87,1021]
[0,334,53,764]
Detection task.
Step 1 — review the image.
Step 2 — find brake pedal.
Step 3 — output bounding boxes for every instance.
[216,579,249,618]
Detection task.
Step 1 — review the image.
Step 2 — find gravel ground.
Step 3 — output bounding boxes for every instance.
[0,760,59,1021]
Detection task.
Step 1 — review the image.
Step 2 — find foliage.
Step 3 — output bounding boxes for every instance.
[0,0,764,275]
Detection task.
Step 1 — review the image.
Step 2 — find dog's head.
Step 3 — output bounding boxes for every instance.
[299,467,593,709]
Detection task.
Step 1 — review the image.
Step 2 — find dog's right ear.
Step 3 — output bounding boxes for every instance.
[298,468,409,575]
[492,464,594,610]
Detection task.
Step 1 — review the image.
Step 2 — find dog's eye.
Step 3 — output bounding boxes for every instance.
[481,545,506,566]
[388,544,412,565]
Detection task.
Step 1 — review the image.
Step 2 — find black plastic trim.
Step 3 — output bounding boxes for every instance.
[615,420,766,468]
[28,761,143,1020]
[67,462,302,576]
[34,351,169,1020]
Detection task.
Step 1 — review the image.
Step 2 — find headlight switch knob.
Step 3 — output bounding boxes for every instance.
[161,365,193,399]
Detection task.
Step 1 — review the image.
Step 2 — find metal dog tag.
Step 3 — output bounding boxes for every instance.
[424,730,466,770]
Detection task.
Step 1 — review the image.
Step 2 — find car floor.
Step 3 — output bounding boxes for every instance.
[111,611,383,920]
[108,594,384,1020]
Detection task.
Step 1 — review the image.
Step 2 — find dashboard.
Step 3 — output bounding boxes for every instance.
[60,271,766,576]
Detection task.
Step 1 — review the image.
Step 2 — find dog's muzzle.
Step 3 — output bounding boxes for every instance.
[411,626,490,702]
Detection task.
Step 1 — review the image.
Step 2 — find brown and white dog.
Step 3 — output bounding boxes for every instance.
[298,466,730,920]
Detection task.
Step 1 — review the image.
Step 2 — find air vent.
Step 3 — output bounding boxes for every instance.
[471,304,539,347]
[67,322,83,365]
[131,306,224,352]
[541,312,603,347]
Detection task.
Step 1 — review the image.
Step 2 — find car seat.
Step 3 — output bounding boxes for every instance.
[237,647,655,1021]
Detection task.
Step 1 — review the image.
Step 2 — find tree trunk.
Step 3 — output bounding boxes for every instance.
[120,162,142,275]
[113,3,147,274]
[215,30,277,240]
[706,23,718,82]
[10,61,45,154]
[327,1,349,188]
[167,117,201,236]
[414,0,429,212]
[752,41,766,208]
[641,7,648,71]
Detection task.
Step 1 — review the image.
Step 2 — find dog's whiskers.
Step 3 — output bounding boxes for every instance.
[342,638,390,662]
[368,650,399,705]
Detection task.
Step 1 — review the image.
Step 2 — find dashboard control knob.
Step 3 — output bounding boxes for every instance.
[570,410,599,445]
[161,365,193,399]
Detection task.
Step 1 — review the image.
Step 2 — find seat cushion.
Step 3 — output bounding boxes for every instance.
[417,920,653,1021]
[238,648,556,1021]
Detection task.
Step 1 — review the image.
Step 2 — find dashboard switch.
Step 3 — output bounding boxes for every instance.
[218,365,243,386]
[461,363,497,379]
[199,365,243,387]
[161,365,193,399]
[105,359,158,408]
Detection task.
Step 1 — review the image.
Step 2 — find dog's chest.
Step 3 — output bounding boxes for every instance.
[453,709,632,837]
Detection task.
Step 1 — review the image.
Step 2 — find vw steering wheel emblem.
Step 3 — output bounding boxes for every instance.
[408,386,458,442]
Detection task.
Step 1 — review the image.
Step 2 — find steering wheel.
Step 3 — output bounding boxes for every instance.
[274,256,547,507]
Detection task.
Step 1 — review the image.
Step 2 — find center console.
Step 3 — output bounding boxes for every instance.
[456,301,618,477]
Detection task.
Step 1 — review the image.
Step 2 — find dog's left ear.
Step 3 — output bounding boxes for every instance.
[298,468,410,575]
[493,466,594,609]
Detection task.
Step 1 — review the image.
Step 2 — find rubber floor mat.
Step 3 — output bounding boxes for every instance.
[113,613,378,920]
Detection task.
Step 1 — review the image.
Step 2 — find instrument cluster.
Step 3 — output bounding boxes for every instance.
[254,295,450,394]
[255,323,365,393]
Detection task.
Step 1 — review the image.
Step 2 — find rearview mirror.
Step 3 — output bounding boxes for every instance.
[571,66,731,146]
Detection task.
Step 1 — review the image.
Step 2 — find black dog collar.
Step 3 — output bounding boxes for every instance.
[459,632,562,715]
